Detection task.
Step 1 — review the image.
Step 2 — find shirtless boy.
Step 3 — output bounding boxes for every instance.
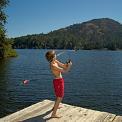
[45,50,72,118]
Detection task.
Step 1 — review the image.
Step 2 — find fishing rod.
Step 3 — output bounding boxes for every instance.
[56,48,78,65]
[57,48,77,57]
[57,50,66,57]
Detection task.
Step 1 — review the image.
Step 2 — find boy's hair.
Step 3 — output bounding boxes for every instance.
[45,50,56,62]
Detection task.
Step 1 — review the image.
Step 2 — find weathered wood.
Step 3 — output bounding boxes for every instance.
[103,113,116,122]
[75,109,96,122]
[0,100,54,122]
[85,110,105,122]
[113,116,122,122]
[67,107,88,121]
[60,107,83,121]
[94,112,109,122]
[0,99,121,122]
[15,101,54,122]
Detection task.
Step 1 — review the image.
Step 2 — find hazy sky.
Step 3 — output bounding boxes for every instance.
[6,0,122,37]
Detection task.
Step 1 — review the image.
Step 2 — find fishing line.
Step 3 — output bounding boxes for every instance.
[56,48,77,64]
[56,48,77,57]
[57,50,66,57]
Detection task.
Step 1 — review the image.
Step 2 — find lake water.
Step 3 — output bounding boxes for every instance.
[0,49,122,118]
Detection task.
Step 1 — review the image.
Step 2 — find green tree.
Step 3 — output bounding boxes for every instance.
[0,0,17,58]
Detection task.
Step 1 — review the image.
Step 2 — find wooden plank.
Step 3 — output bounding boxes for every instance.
[75,109,96,122]
[83,110,103,122]
[0,100,54,122]
[0,99,122,122]
[43,103,71,120]
[61,107,84,121]
[103,113,116,122]
[113,116,122,122]
[47,106,88,122]
[68,107,88,122]
[48,106,79,122]
[94,112,109,122]
[17,101,54,122]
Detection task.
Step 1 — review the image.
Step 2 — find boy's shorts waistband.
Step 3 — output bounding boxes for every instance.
[54,77,63,80]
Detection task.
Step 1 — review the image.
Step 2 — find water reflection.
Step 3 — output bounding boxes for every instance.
[0,59,13,116]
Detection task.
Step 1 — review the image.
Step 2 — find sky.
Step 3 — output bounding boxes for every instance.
[5,0,122,38]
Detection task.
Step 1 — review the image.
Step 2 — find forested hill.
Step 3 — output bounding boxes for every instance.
[13,18,122,50]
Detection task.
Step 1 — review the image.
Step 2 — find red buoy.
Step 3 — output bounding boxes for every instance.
[23,80,29,84]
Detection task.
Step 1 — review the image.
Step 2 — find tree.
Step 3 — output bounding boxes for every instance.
[0,0,17,58]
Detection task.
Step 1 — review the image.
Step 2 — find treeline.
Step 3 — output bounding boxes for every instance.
[0,0,17,58]
[13,18,122,50]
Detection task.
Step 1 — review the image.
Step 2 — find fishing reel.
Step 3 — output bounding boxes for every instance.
[66,59,71,64]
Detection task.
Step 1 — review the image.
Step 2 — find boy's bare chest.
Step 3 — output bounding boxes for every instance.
[50,62,58,69]
[53,62,58,67]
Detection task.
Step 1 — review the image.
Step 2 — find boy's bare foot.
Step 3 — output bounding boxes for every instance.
[51,115,62,118]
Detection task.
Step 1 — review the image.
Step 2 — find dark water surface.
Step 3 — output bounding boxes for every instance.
[0,49,122,118]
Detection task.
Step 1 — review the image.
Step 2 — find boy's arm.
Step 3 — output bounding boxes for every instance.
[51,62,72,73]
[55,60,68,69]
[51,63,65,73]
[65,62,72,72]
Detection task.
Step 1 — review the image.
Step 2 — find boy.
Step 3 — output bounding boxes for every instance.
[45,50,72,118]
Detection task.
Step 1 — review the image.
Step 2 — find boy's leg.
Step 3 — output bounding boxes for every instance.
[52,100,63,111]
[51,97,62,118]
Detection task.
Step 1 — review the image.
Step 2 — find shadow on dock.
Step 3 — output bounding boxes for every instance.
[23,109,52,122]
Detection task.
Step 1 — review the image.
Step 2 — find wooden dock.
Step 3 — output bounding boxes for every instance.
[0,99,122,122]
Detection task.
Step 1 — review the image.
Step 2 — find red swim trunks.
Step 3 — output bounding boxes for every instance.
[53,78,64,98]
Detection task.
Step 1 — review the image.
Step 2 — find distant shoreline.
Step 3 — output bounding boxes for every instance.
[13,48,122,51]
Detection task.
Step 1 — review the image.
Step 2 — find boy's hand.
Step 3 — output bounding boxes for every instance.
[66,59,72,65]
[66,59,71,64]
[68,61,72,66]
[64,59,72,72]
